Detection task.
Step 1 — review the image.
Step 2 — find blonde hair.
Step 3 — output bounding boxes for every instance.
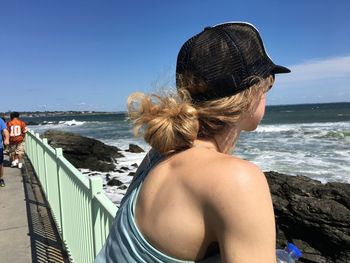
[127,75,274,154]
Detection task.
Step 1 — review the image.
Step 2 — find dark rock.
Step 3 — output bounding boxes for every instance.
[118,185,128,190]
[120,166,130,171]
[27,121,39,125]
[128,172,135,177]
[88,172,101,176]
[107,177,123,187]
[41,130,124,172]
[128,144,144,153]
[131,163,138,168]
[265,171,350,263]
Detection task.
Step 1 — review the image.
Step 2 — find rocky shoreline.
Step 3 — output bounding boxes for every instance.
[41,130,350,263]
[266,171,349,263]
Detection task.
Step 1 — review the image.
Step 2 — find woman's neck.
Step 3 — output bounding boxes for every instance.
[194,127,241,154]
[193,138,219,152]
[217,128,241,154]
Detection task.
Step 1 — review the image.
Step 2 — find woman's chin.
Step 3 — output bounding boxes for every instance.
[243,123,259,132]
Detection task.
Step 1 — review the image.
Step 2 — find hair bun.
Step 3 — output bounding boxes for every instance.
[127,92,199,154]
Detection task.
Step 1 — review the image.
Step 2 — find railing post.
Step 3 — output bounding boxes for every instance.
[33,133,38,173]
[90,176,103,258]
[56,148,65,239]
[25,129,30,160]
[27,131,31,160]
[42,138,49,201]
[29,130,34,161]
[35,133,45,191]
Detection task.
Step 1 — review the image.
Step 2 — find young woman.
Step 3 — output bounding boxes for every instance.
[95,22,290,263]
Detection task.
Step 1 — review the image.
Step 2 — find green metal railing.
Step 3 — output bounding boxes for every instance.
[25,130,118,263]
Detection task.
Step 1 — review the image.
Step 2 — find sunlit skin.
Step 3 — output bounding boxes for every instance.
[241,93,267,132]
[134,89,276,263]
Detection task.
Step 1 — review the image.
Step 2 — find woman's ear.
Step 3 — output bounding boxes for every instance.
[266,75,275,92]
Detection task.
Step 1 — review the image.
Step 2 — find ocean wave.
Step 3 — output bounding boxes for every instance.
[256,123,350,143]
[257,121,350,133]
[58,119,85,126]
[42,121,56,125]
[312,130,350,140]
[30,119,87,127]
[255,125,297,133]
[27,119,87,134]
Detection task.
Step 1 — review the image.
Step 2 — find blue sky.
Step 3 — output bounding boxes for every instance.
[1,0,350,112]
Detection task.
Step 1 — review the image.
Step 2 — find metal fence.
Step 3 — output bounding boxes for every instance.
[25,130,117,263]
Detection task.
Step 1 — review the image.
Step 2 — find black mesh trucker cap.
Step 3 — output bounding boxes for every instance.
[176,22,291,101]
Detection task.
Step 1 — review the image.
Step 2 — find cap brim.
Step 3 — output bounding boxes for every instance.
[272,64,291,74]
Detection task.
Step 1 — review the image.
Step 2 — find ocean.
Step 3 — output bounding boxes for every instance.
[25,102,350,188]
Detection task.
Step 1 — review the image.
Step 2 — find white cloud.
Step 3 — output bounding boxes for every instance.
[278,55,350,84]
[268,55,350,104]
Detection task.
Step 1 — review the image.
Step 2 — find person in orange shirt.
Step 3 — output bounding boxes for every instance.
[7,112,27,169]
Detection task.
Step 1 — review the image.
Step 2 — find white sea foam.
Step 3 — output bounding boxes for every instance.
[257,121,350,134]
[28,119,88,134]
[256,124,297,133]
[58,119,85,126]
[85,150,145,206]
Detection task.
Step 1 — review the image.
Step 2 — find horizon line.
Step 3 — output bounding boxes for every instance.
[1,101,349,115]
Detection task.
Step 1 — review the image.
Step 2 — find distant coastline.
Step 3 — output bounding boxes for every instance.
[1,102,349,119]
[267,101,350,108]
[0,110,120,119]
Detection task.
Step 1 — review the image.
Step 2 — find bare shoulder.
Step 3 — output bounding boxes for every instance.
[166,148,270,205]
[196,153,276,261]
[184,150,272,215]
[205,153,272,210]
[204,154,272,216]
[198,153,269,198]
